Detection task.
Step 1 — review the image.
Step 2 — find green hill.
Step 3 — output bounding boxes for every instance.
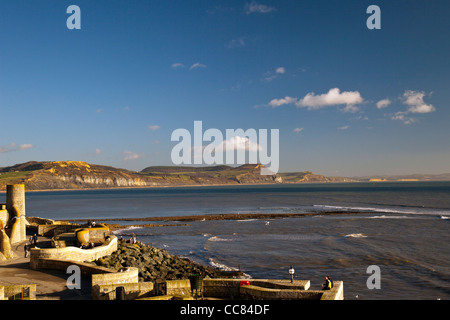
[0,161,281,191]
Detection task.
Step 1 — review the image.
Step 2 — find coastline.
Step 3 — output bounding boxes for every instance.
[1,179,430,194]
[1,182,283,193]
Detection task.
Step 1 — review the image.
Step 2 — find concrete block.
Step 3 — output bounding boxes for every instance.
[166,279,191,296]
[1,284,36,300]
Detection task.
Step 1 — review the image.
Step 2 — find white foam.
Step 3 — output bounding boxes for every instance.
[112,225,143,234]
[208,236,233,242]
[345,233,368,238]
[314,204,415,214]
[208,258,252,279]
[208,258,239,271]
[314,204,450,217]
[369,215,410,219]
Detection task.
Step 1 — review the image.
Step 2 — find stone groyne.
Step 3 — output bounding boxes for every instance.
[92,240,223,282]
[63,211,374,225]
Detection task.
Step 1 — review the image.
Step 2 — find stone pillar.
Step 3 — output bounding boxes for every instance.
[6,184,26,244]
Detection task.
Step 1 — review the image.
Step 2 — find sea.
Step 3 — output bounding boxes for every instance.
[24,182,450,300]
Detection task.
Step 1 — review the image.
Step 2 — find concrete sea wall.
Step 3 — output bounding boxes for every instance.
[0,284,37,300]
[30,236,118,269]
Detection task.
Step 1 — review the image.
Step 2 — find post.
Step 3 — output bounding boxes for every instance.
[116,286,125,300]
[6,184,26,243]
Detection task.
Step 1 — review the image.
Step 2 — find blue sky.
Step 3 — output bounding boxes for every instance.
[0,0,449,176]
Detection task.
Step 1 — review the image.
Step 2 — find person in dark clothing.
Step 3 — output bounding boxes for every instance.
[327,275,334,288]
[322,276,332,290]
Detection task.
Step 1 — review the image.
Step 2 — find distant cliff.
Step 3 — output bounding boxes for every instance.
[0,161,282,191]
[278,171,358,183]
[5,160,443,191]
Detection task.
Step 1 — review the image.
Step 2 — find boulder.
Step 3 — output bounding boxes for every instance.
[93,240,219,282]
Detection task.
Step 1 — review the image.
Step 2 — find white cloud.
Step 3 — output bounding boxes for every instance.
[341,104,360,113]
[352,114,369,121]
[403,90,435,114]
[297,88,364,112]
[0,142,33,153]
[171,63,185,69]
[148,125,161,131]
[376,98,391,109]
[227,37,246,48]
[19,144,33,150]
[391,112,416,125]
[338,125,350,130]
[293,128,304,133]
[262,67,286,82]
[265,88,364,113]
[390,90,435,124]
[95,148,102,155]
[190,62,207,70]
[245,1,276,14]
[122,151,143,162]
[268,96,297,108]
[192,136,263,161]
[223,136,262,152]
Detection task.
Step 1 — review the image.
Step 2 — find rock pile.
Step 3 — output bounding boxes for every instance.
[93,240,219,282]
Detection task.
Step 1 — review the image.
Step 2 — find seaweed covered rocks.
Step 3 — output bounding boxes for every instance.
[93,240,219,282]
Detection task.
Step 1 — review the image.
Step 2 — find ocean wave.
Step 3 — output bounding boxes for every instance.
[208,236,233,242]
[369,215,410,219]
[313,204,450,216]
[208,258,239,271]
[441,216,450,220]
[208,258,252,279]
[112,225,143,234]
[314,204,416,214]
[345,233,368,238]
[258,206,294,210]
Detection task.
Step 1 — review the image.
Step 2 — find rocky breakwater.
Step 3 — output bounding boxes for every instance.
[93,240,220,282]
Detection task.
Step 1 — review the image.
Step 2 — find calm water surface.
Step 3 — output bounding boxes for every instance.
[25,182,450,300]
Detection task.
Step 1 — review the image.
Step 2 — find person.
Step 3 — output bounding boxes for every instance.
[327,275,334,288]
[322,276,332,290]
[24,244,29,258]
[32,234,38,247]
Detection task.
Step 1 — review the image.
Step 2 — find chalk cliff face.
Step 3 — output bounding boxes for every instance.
[0,161,282,191]
[2,161,155,190]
